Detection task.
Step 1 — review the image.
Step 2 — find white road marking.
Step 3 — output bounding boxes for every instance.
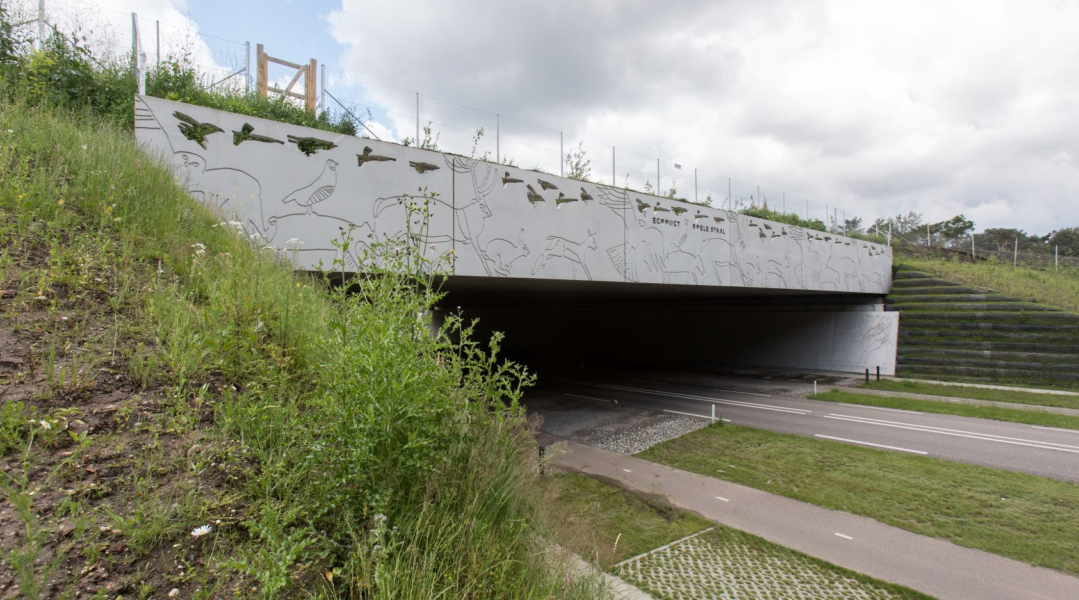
[837,403,922,415]
[565,393,611,403]
[835,533,853,540]
[624,377,772,397]
[825,414,1079,454]
[1032,425,1079,435]
[716,496,730,502]
[662,409,730,422]
[815,434,928,455]
[602,383,810,415]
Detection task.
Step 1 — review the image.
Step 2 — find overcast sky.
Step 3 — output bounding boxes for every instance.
[47,0,1079,234]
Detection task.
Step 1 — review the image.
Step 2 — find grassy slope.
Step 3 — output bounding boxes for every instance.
[638,425,1079,574]
[0,101,598,599]
[812,390,1079,429]
[861,380,1079,410]
[895,253,1079,314]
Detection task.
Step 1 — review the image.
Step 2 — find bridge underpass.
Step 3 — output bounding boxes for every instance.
[135,94,898,377]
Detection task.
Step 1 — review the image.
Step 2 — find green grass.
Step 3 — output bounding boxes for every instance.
[638,425,1079,574]
[548,473,712,567]
[862,379,1079,410]
[896,255,1079,314]
[811,391,1079,429]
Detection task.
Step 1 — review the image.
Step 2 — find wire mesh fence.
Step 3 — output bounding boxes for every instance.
[23,0,868,233]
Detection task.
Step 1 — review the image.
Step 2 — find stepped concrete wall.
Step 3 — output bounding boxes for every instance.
[134,94,898,375]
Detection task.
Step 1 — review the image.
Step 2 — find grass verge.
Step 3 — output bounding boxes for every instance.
[862,379,1079,410]
[813,390,1079,429]
[547,472,711,567]
[637,424,1079,574]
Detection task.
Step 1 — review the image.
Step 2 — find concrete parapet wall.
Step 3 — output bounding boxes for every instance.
[134,95,892,295]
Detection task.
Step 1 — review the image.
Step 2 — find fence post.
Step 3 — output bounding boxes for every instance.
[806,199,809,221]
[244,42,250,91]
[415,92,420,145]
[496,114,499,164]
[728,178,732,211]
[305,59,317,114]
[155,20,160,67]
[657,159,661,194]
[256,43,267,97]
[1014,238,1018,267]
[1056,245,1059,272]
[971,233,976,259]
[694,168,698,203]
[37,0,44,50]
[560,132,563,177]
[131,14,145,95]
[320,63,325,114]
[612,147,615,186]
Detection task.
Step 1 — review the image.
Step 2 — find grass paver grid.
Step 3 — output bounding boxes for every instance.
[617,527,917,600]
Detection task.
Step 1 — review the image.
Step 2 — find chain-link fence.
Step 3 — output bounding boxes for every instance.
[23,0,869,234]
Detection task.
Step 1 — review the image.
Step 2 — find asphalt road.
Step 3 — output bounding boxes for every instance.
[527,372,1079,483]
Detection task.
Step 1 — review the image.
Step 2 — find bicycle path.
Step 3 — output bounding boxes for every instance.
[549,438,1079,600]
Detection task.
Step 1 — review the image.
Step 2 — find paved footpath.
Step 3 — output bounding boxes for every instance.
[551,439,1079,600]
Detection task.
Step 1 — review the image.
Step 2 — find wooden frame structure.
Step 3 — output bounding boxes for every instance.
[256,43,317,114]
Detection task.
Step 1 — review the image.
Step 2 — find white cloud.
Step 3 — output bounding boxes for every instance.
[327,0,1079,233]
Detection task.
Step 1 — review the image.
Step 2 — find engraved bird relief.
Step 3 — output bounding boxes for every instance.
[526,184,545,206]
[671,206,688,216]
[694,211,708,220]
[287,135,338,156]
[580,188,594,203]
[502,171,524,186]
[555,193,579,208]
[713,216,725,223]
[538,179,558,191]
[174,112,223,149]
[281,159,338,215]
[763,223,773,230]
[654,202,670,213]
[356,146,396,167]
[635,198,652,214]
[232,123,283,146]
[409,161,440,174]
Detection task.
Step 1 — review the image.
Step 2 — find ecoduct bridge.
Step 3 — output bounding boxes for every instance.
[134,95,898,375]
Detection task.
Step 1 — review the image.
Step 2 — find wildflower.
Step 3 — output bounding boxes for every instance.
[286,238,303,249]
[190,525,213,538]
[57,199,64,207]
[429,244,436,250]
[5,129,12,133]
[39,420,51,430]
[192,243,206,255]
[80,144,87,150]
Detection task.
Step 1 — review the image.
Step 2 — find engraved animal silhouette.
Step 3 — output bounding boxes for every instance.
[671,206,688,216]
[356,146,396,167]
[555,193,579,208]
[654,203,670,213]
[287,135,338,156]
[281,159,338,215]
[532,231,598,280]
[480,230,530,276]
[694,211,708,220]
[232,123,283,146]
[713,216,725,223]
[635,198,651,213]
[538,179,558,191]
[409,161,440,174]
[580,188,594,203]
[174,112,223,149]
[502,171,524,186]
[526,184,545,205]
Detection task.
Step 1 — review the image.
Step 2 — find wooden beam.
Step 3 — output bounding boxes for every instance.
[266,56,303,70]
[256,43,267,97]
[282,67,304,96]
[306,58,317,114]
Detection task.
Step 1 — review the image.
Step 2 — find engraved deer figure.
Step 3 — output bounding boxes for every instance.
[531,230,598,280]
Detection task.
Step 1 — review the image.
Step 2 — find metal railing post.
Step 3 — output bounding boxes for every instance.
[245,42,251,91]
[496,114,500,163]
[415,92,420,144]
[612,147,616,186]
[560,132,564,177]
[320,63,325,114]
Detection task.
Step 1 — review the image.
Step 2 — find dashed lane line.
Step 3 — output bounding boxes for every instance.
[599,383,811,415]
[662,409,731,422]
